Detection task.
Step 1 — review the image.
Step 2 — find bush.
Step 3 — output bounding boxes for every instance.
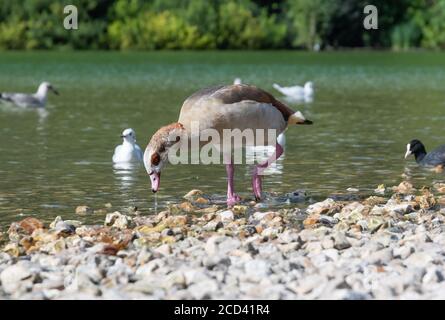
[0,0,445,50]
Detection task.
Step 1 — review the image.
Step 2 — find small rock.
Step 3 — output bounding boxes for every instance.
[244,260,270,281]
[393,245,414,259]
[369,206,386,216]
[392,181,415,194]
[385,203,413,215]
[194,197,209,204]
[367,217,385,232]
[9,217,44,236]
[0,264,33,294]
[415,191,436,209]
[2,242,22,257]
[321,237,334,249]
[154,244,172,256]
[319,215,338,226]
[332,232,351,250]
[232,205,248,215]
[183,189,203,201]
[303,214,320,227]
[178,202,196,212]
[423,267,444,284]
[364,196,386,206]
[306,198,342,216]
[218,210,234,222]
[252,211,275,221]
[75,206,93,215]
[366,248,393,265]
[404,252,433,268]
[374,184,386,195]
[104,212,133,229]
[203,220,224,232]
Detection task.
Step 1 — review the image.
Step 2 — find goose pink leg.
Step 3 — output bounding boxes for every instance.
[226,162,241,207]
[252,143,284,201]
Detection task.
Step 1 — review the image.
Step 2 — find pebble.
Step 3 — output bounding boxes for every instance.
[333,232,351,250]
[218,210,234,222]
[0,263,33,294]
[75,206,93,215]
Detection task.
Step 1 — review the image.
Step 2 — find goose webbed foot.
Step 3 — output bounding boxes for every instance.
[227,193,241,207]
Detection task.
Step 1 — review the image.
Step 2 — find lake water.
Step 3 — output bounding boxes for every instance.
[1,51,445,229]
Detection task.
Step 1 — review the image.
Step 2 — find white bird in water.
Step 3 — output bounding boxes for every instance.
[233,78,242,85]
[273,81,314,100]
[0,82,59,108]
[112,128,143,163]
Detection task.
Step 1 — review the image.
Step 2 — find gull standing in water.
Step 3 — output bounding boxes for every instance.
[0,82,59,108]
[113,128,143,163]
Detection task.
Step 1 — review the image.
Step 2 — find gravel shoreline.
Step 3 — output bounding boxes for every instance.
[1,182,445,299]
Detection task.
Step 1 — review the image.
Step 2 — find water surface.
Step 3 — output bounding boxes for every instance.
[1,51,445,228]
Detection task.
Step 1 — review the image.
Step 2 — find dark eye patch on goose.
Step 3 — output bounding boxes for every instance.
[151,153,160,166]
[159,144,166,153]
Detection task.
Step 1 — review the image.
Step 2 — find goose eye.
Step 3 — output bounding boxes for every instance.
[159,145,166,153]
[151,153,160,166]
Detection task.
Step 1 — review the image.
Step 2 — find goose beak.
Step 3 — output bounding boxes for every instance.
[302,119,313,125]
[51,87,59,95]
[150,172,161,193]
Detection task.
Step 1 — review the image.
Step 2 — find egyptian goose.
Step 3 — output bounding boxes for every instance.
[0,82,59,108]
[273,81,314,99]
[405,139,445,167]
[143,84,312,206]
[113,128,143,163]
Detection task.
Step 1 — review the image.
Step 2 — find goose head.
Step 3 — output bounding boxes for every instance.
[144,123,185,193]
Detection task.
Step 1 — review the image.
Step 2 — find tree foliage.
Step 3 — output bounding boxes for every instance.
[0,0,444,50]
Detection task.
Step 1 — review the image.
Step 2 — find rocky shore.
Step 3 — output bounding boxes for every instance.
[1,182,445,299]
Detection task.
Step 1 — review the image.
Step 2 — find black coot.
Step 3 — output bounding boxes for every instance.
[405,139,445,167]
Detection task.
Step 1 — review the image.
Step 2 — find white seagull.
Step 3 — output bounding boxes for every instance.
[112,128,143,163]
[273,81,314,99]
[0,82,59,108]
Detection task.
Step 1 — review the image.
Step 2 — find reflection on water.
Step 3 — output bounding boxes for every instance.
[113,162,139,190]
[1,51,445,228]
[245,146,285,176]
[282,94,314,104]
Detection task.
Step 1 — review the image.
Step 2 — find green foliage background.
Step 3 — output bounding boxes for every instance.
[0,0,444,50]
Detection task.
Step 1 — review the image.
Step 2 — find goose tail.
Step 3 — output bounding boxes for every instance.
[288,111,313,125]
